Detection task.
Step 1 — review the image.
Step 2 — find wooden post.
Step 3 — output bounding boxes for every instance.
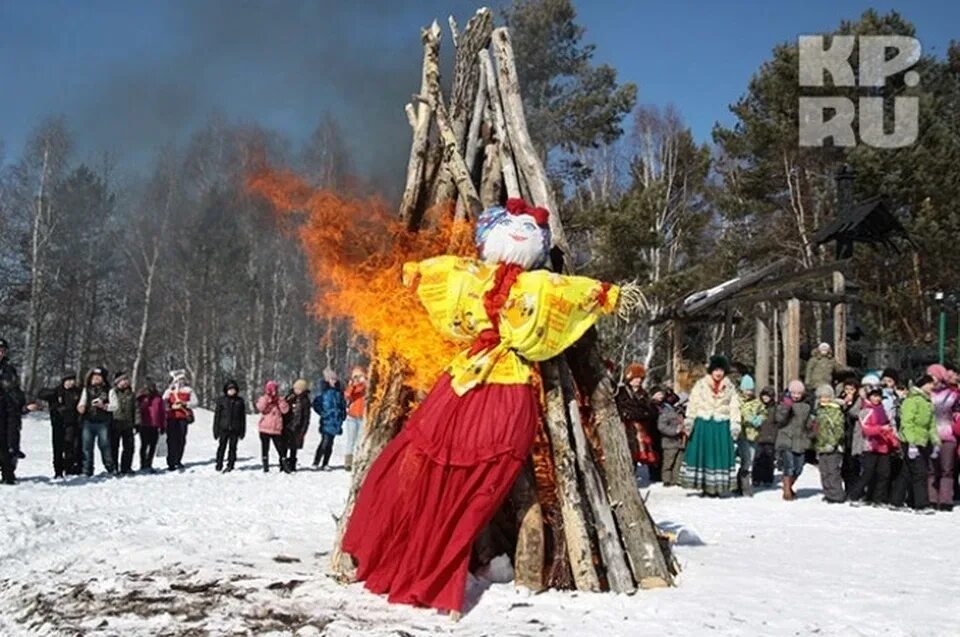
[773,306,780,394]
[723,304,734,359]
[755,313,770,389]
[671,320,683,383]
[784,298,801,383]
[833,271,847,368]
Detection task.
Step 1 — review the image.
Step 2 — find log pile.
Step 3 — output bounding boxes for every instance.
[331,7,677,595]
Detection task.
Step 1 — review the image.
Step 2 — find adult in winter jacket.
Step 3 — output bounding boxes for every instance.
[775,380,815,501]
[256,380,290,472]
[163,370,198,471]
[891,375,939,510]
[751,388,778,487]
[37,371,82,477]
[654,387,685,486]
[213,380,247,472]
[282,380,311,471]
[813,385,845,503]
[77,367,115,477]
[312,369,347,470]
[616,363,660,480]
[851,388,898,505]
[679,356,741,496]
[108,371,138,474]
[0,338,26,482]
[804,342,837,390]
[136,380,165,472]
[926,364,957,511]
[343,368,367,472]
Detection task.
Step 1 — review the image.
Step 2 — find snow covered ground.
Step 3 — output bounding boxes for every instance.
[0,410,952,636]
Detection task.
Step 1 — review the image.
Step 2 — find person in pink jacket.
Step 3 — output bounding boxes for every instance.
[136,379,166,472]
[927,364,957,511]
[851,387,898,505]
[256,381,290,473]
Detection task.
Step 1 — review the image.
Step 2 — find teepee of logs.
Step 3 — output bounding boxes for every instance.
[331,8,677,594]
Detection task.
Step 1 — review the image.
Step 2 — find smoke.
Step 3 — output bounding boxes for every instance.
[2,0,501,192]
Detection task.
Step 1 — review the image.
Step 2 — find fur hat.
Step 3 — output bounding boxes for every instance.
[739,375,755,392]
[707,355,730,374]
[788,379,806,395]
[61,370,77,382]
[625,363,647,381]
[816,384,835,399]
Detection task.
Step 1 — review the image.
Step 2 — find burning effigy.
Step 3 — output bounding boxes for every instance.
[249,6,676,616]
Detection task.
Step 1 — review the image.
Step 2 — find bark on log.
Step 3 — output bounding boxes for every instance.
[330,355,412,579]
[454,59,488,222]
[420,89,483,218]
[565,374,635,593]
[541,360,601,592]
[509,463,546,592]
[490,27,568,253]
[566,332,674,587]
[399,21,441,227]
[479,142,503,208]
[479,49,520,199]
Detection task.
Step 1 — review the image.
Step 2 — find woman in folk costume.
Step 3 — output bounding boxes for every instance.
[679,355,741,496]
[342,199,639,614]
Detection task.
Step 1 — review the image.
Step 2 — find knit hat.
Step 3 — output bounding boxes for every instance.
[61,370,77,382]
[760,386,775,399]
[817,342,831,353]
[293,378,309,393]
[114,370,129,384]
[927,364,948,383]
[739,375,755,392]
[787,379,805,394]
[625,363,646,381]
[169,369,187,382]
[881,368,899,383]
[861,374,881,387]
[816,384,835,399]
[707,355,730,374]
[264,380,278,394]
[224,379,239,393]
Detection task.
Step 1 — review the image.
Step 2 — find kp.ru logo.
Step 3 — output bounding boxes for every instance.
[799,35,920,148]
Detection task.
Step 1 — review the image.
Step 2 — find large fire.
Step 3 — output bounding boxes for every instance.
[247,169,471,391]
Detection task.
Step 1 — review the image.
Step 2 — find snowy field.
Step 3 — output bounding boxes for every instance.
[0,410,952,637]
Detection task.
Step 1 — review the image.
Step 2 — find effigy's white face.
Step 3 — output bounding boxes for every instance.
[480,213,545,270]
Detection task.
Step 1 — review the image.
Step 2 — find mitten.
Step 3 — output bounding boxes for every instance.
[907,445,919,460]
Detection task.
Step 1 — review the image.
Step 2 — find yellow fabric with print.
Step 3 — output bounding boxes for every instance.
[403,255,620,396]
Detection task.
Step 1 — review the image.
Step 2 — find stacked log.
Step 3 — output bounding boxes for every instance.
[331,6,676,594]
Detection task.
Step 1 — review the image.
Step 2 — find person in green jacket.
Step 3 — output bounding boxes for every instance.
[814,385,846,503]
[891,375,939,511]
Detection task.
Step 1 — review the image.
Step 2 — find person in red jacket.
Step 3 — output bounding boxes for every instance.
[343,367,367,471]
[162,370,198,471]
[851,387,898,505]
[136,379,166,472]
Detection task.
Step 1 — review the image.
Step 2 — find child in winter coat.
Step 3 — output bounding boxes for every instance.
[654,387,685,486]
[775,380,815,500]
[814,384,846,503]
[136,380,165,472]
[891,375,939,511]
[213,380,247,472]
[736,375,762,497]
[312,369,347,471]
[851,387,898,505]
[926,364,957,511]
[343,368,367,472]
[283,379,312,471]
[751,388,778,487]
[163,370,198,471]
[256,381,290,473]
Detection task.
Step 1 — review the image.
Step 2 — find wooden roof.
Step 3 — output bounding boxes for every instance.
[811,196,911,248]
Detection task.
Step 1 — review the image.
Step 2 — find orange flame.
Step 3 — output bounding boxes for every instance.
[247,168,472,391]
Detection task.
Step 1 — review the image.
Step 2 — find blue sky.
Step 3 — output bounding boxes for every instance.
[0,1,956,180]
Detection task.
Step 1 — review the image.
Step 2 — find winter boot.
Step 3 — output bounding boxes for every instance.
[741,475,754,497]
[215,461,223,472]
[344,454,353,472]
[288,457,297,472]
[782,476,794,501]
[262,457,269,473]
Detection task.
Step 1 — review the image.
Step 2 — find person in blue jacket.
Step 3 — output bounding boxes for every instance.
[312,368,347,470]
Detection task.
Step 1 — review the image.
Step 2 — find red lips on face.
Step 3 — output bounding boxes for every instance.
[509,234,529,242]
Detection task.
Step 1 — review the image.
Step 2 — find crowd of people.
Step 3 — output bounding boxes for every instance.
[616,343,959,513]
[0,336,368,484]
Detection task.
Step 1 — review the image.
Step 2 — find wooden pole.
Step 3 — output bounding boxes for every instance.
[833,271,847,368]
[755,313,770,389]
[723,304,734,359]
[785,298,801,383]
[671,320,683,385]
[773,306,780,394]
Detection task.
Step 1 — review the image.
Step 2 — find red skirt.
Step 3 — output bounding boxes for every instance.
[341,374,539,612]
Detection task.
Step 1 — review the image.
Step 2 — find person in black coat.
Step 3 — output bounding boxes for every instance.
[751,387,778,487]
[213,380,246,472]
[0,337,27,483]
[283,379,312,472]
[37,371,83,477]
